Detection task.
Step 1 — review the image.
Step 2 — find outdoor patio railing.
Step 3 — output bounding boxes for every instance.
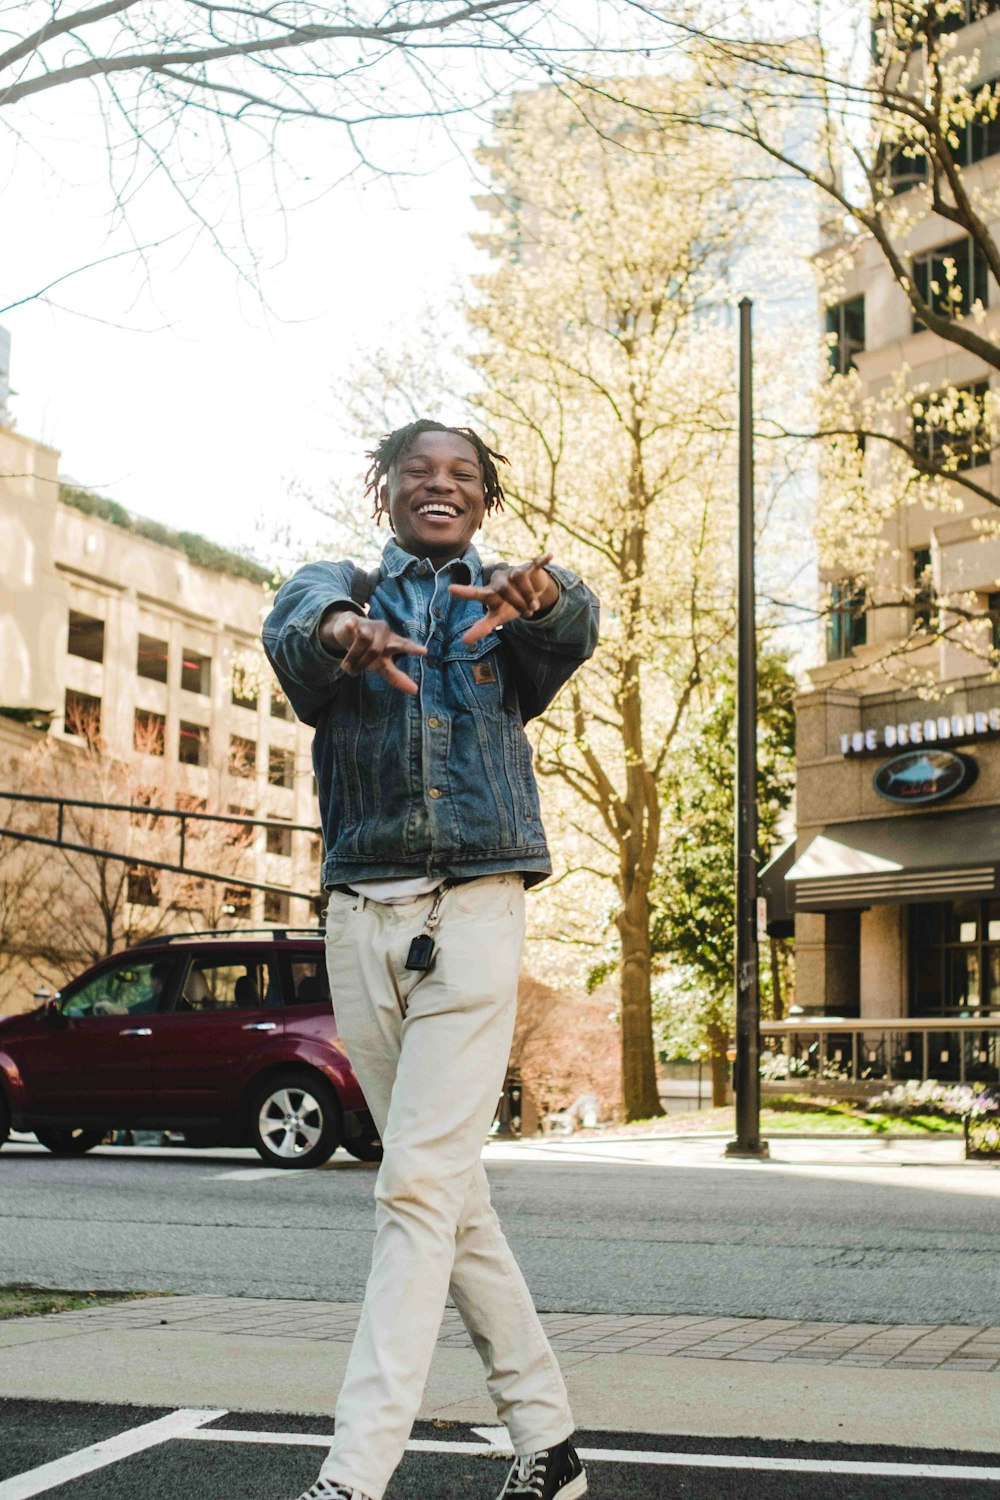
[759,1015,1000,1094]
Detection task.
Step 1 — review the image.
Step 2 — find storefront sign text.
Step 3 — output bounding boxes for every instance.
[840,707,1000,757]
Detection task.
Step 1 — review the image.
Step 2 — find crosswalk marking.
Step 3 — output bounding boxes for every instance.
[5,1414,999,1492]
[184,1427,1000,1481]
[0,1409,227,1500]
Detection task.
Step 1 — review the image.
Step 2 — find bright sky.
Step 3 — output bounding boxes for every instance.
[2,105,490,559]
[0,1,827,571]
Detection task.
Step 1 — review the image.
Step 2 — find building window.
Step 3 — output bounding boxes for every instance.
[64,689,102,742]
[912,237,989,330]
[222,886,252,919]
[134,708,166,755]
[67,610,104,664]
[131,786,158,826]
[179,721,209,768]
[878,81,1000,194]
[268,747,294,790]
[910,547,937,633]
[181,648,211,695]
[825,581,868,661]
[264,890,290,924]
[270,689,290,720]
[127,866,159,907]
[912,380,989,473]
[877,139,929,195]
[988,591,1000,652]
[875,3,1000,62]
[226,804,254,847]
[266,819,293,858]
[230,735,257,777]
[137,633,169,683]
[911,899,1000,1018]
[232,666,258,712]
[936,1,1000,33]
[825,296,865,376]
[952,91,1000,168]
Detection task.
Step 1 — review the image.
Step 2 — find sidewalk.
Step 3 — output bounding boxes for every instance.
[2,1294,998,1454]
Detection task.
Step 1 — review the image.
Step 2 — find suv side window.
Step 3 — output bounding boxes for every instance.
[173,955,276,1014]
[283,952,331,1008]
[60,957,176,1018]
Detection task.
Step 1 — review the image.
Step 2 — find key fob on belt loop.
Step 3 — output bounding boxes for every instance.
[405,934,435,971]
[404,885,447,973]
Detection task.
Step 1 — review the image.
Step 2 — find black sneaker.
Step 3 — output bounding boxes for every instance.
[294,1483,371,1500]
[495,1439,588,1499]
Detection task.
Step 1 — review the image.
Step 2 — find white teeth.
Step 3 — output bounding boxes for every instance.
[417,504,460,518]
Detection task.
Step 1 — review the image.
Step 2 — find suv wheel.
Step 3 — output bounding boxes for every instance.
[0,1089,9,1150]
[249,1070,340,1169]
[34,1127,106,1155]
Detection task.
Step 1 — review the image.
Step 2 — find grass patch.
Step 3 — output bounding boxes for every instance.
[0,1285,158,1321]
[589,1095,963,1138]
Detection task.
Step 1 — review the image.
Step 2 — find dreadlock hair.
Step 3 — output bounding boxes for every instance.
[364,419,507,524]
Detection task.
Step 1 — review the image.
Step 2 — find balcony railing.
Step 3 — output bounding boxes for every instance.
[760,1015,1000,1095]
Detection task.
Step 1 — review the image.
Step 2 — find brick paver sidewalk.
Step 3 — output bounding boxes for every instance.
[12,1296,1000,1371]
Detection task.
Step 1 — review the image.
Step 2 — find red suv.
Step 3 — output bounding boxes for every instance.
[0,928,380,1169]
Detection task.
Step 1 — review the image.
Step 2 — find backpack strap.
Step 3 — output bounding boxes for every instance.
[349,564,381,609]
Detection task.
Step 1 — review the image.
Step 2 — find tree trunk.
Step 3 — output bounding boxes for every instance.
[769,936,784,1021]
[707,1020,729,1108]
[616,885,663,1121]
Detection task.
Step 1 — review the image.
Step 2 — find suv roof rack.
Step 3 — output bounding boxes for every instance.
[134,926,324,947]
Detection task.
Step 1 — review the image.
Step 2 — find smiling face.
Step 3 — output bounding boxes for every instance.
[384,430,487,562]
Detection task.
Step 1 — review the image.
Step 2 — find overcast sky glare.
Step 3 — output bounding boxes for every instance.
[2,99,493,559]
[0,1,829,570]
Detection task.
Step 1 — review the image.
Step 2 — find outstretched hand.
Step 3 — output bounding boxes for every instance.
[322,611,426,695]
[450,554,558,644]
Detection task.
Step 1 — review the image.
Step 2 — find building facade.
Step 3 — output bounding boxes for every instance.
[0,419,320,1008]
[764,4,1000,1092]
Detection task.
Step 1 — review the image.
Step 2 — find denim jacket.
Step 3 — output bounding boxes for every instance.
[262,538,599,888]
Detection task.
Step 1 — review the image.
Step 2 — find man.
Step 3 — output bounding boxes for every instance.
[263,419,598,1500]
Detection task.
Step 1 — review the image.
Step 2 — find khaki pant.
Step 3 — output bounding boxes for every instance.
[320,874,574,1500]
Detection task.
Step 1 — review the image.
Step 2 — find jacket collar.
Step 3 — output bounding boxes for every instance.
[381,535,478,585]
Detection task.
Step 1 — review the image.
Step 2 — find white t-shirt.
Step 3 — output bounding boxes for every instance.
[349,876,443,905]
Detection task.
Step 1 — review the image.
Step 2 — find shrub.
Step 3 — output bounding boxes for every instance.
[869,1080,999,1120]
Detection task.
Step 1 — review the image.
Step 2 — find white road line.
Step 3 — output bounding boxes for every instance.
[210,1167,292,1181]
[182,1429,1000,1481]
[471,1426,511,1447]
[0,1409,227,1500]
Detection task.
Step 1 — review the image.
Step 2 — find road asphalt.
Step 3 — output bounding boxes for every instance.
[0,1134,996,1497]
[1,1132,997,1323]
[2,1402,1000,1499]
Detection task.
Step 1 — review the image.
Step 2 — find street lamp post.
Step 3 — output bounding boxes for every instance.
[726,297,769,1161]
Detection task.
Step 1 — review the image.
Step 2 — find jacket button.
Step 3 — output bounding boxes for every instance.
[428,787,442,799]
[427,716,441,729]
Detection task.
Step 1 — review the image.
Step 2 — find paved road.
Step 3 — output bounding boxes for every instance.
[1,1136,998,1324]
[2,1403,999,1500]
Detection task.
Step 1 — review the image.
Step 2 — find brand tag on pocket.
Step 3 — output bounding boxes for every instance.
[472,661,496,685]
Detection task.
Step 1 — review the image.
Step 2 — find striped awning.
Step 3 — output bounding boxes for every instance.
[787,807,1000,909]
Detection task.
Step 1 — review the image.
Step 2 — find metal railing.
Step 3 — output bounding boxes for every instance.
[760,1015,1000,1094]
[0,790,322,903]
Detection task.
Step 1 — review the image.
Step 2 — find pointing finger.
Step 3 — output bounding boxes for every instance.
[387,636,428,657]
[379,660,420,694]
